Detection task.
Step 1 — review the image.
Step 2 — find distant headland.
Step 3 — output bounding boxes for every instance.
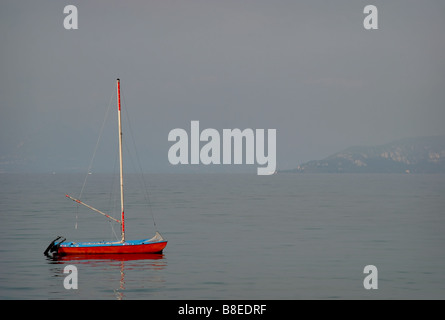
[285,135,445,174]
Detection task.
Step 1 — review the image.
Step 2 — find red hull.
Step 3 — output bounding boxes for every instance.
[58,241,167,255]
[55,253,165,262]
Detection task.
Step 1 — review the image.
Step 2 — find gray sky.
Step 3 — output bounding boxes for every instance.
[1,0,444,173]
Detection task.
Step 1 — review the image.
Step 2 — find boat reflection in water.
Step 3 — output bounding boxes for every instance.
[46,253,167,299]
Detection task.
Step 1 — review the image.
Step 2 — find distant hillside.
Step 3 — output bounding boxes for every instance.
[288,135,445,173]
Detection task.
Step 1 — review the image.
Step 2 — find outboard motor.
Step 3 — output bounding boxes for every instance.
[44,236,66,257]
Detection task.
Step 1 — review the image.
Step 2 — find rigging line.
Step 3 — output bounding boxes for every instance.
[78,87,115,201]
[109,218,120,242]
[107,145,121,242]
[75,205,78,230]
[107,145,119,218]
[120,89,158,230]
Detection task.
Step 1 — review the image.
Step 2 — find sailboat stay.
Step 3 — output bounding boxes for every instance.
[44,79,167,256]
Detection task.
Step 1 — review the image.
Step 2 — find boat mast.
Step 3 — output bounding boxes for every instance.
[117,78,125,242]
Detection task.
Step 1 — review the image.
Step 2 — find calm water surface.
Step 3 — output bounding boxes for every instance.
[0,173,444,299]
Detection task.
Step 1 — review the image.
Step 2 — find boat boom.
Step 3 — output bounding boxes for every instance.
[65,194,122,224]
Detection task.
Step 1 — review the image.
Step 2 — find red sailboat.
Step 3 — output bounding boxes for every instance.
[45,79,167,257]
